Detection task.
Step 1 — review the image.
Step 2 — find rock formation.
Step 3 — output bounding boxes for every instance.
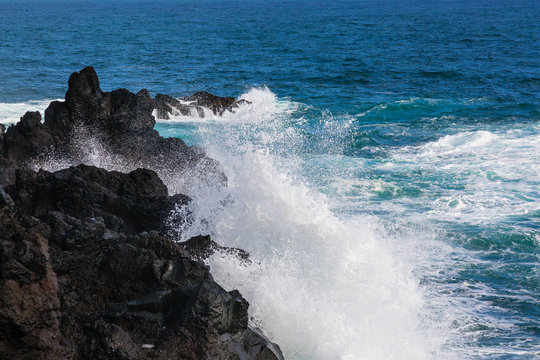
[0,67,283,360]
[0,66,224,189]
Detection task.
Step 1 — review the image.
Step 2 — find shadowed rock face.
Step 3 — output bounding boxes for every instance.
[1,166,283,359]
[0,68,283,360]
[7,165,188,235]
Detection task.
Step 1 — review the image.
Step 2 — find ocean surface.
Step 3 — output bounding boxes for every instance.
[1,0,539,358]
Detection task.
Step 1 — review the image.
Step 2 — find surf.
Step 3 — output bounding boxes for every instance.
[163,87,453,359]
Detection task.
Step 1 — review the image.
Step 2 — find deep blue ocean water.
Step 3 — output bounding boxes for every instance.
[1,1,539,359]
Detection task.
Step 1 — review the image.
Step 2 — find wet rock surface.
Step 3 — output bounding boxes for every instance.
[154,91,251,119]
[0,68,283,360]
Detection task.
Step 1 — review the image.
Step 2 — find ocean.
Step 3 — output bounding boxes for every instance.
[1,0,539,358]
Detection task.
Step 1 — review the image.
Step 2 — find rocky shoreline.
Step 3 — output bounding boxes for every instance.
[0,67,283,359]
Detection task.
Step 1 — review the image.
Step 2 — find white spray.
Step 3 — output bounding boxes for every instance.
[168,88,450,359]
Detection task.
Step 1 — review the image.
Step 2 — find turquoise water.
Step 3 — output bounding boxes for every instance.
[1,1,539,358]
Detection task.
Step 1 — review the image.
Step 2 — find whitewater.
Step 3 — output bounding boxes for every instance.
[165,88,539,359]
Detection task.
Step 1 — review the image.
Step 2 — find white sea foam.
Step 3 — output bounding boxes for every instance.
[0,99,62,125]
[165,88,453,359]
[306,122,540,358]
[389,126,540,224]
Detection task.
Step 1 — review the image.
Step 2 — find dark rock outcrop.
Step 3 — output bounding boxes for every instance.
[0,68,283,360]
[7,165,188,235]
[154,93,192,119]
[0,66,224,189]
[154,91,251,119]
[3,111,54,164]
[45,67,155,136]
[0,196,70,359]
[1,164,283,360]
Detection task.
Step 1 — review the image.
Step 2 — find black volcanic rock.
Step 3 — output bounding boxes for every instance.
[0,203,71,359]
[154,93,191,119]
[44,67,201,167]
[0,66,224,189]
[45,67,155,136]
[182,235,250,262]
[183,91,238,116]
[7,165,188,235]
[3,111,54,164]
[1,164,283,360]
[0,68,283,359]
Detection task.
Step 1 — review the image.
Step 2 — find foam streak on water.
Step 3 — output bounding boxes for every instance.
[392,127,540,224]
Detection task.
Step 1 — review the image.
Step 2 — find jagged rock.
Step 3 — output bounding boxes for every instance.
[1,164,282,360]
[154,93,191,119]
[45,67,155,136]
[3,111,54,164]
[7,165,188,234]
[0,66,224,189]
[184,91,237,116]
[0,205,71,359]
[0,67,282,360]
[0,186,14,209]
[86,320,143,360]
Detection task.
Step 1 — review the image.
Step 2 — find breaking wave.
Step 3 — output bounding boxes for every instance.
[164,88,454,359]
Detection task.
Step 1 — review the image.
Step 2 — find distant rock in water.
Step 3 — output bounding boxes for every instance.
[154,93,192,119]
[154,91,251,119]
[0,67,283,360]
